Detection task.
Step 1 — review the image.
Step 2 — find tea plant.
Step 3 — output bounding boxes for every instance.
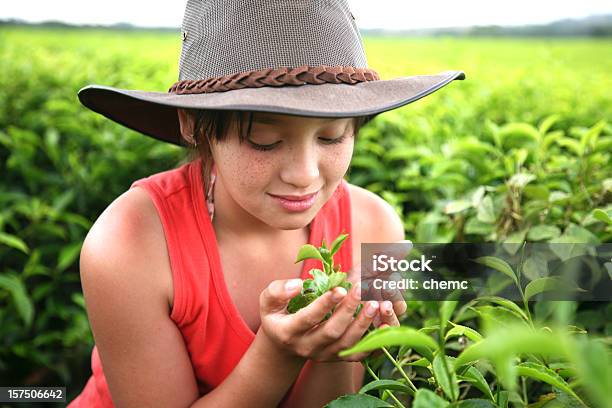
[328,249,611,408]
[287,234,353,313]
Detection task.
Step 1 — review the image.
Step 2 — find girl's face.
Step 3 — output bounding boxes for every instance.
[211,112,355,231]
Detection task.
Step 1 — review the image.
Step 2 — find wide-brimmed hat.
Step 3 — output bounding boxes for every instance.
[78,0,465,146]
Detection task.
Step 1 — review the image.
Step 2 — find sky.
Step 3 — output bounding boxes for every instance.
[1,0,611,30]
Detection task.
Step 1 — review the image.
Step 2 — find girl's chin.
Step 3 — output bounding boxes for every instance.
[265,211,317,231]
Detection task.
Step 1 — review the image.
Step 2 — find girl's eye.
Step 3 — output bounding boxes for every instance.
[319,134,347,145]
[248,140,279,151]
[247,134,347,151]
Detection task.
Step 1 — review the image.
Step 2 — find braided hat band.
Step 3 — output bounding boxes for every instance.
[169,65,380,94]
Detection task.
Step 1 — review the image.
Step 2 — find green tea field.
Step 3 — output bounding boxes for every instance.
[0,27,610,406]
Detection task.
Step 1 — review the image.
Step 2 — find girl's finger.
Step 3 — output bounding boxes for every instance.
[333,301,379,349]
[260,279,302,313]
[318,282,362,336]
[290,287,347,333]
[378,301,400,327]
[392,299,407,317]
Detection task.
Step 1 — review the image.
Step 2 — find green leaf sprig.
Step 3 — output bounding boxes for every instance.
[287,233,352,314]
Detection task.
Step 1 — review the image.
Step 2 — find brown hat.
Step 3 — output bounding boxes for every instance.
[77,0,465,146]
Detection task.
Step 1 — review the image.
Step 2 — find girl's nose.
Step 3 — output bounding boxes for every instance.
[279,145,320,189]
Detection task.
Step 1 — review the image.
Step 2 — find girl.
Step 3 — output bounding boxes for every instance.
[70,1,463,406]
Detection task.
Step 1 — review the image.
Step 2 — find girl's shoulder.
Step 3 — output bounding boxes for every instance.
[346,182,405,243]
[81,185,174,310]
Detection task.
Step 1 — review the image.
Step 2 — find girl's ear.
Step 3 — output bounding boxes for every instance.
[177,108,197,145]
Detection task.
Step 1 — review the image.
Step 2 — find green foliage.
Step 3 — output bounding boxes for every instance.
[287,234,352,314]
[1,28,610,404]
[332,245,610,407]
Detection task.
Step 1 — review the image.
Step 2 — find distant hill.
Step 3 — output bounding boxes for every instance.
[362,14,612,37]
[1,14,611,37]
[0,18,177,32]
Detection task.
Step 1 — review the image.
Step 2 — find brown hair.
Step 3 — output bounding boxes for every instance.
[182,110,377,188]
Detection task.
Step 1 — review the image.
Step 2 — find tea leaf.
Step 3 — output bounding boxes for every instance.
[473,306,529,334]
[295,244,324,263]
[496,391,510,408]
[287,292,318,314]
[0,232,29,254]
[592,209,612,225]
[471,186,486,207]
[539,114,561,135]
[476,196,496,223]
[412,389,449,408]
[458,365,494,401]
[502,230,527,255]
[474,257,518,286]
[440,300,458,330]
[57,241,82,272]
[0,273,34,327]
[516,362,582,404]
[444,199,472,214]
[475,296,529,321]
[521,256,549,281]
[311,269,330,295]
[433,354,459,401]
[527,225,561,241]
[454,327,570,369]
[508,173,536,190]
[407,357,430,367]
[320,247,333,269]
[302,279,315,293]
[328,272,347,289]
[325,394,394,408]
[524,277,585,301]
[339,326,438,357]
[556,137,583,156]
[571,338,611,408]
[445,323,483,343]
[358,379,413,395]
[330,233,349,256]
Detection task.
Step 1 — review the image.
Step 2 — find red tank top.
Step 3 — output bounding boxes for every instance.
[69,158,353,407]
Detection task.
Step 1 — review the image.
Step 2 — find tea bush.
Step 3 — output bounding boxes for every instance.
[0,27,610,405]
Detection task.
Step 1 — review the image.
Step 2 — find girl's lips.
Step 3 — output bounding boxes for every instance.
[269,191,319,212]
[270,192,318,201]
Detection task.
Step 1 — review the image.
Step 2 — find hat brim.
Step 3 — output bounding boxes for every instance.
[78,71,465,146]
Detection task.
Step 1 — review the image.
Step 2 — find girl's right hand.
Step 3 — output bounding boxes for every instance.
[258,279,381,363]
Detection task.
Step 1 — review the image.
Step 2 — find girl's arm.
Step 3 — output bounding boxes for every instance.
[280,360,363,407]
[79,192,310,407]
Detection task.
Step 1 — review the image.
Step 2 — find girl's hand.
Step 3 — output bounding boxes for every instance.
[347,264,407,329]
[259,279,382,362]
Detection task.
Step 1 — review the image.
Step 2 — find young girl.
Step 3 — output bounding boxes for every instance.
[69,1,463,406]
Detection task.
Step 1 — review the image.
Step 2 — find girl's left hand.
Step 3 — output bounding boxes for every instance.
[372,299,404,329]
[347,263,407,330]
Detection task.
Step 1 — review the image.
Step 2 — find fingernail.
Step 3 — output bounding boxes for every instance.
[383,301,393,316]
[332,287,347,302]
[285,279,301,292]
[352,282,361,299]
[365,301,378,317]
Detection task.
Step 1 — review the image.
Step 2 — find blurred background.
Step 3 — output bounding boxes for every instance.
[0,1,611,406]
